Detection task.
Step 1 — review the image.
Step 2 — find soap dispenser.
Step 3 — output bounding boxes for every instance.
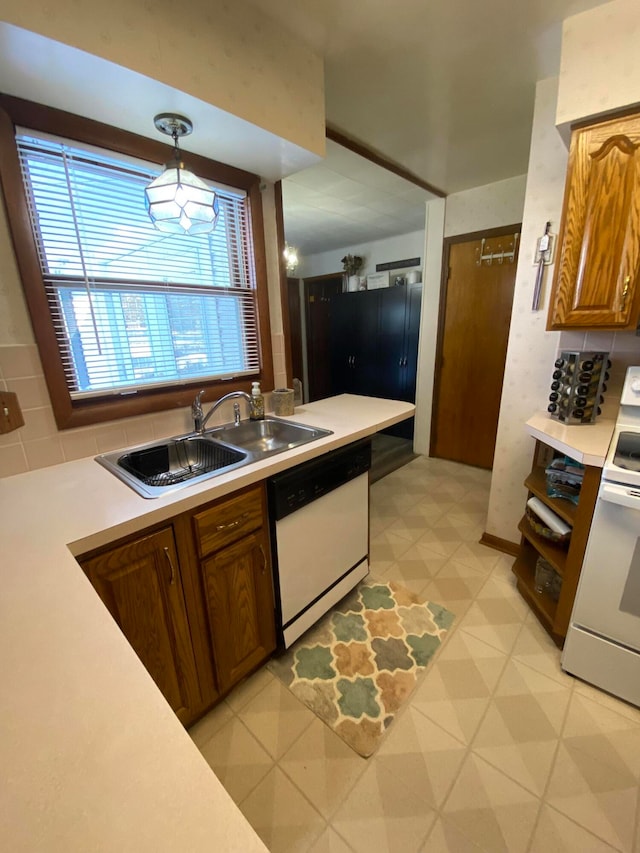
[250,381,264,421]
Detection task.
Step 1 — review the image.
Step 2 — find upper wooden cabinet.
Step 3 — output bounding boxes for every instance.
[547,112,640,330]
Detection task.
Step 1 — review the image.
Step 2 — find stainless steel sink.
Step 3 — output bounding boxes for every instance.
[97,435,249,498]
[96,417,333,498]
[209,417,332,457]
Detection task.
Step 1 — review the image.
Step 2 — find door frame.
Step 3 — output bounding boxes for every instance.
[303,272,344,401]
[430,222,521,459]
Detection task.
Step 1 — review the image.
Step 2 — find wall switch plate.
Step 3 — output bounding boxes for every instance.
[0,391,25,434]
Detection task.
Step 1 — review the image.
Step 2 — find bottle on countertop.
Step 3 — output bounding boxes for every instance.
[250,381,264,421]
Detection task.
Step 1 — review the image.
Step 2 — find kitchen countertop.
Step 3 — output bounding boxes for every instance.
[0,394,414,853]
[525,411,615,467]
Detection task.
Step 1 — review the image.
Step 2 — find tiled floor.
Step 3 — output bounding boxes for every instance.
[189,455,640,853]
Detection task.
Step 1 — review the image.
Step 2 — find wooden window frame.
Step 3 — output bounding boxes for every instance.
[0,94,273,429]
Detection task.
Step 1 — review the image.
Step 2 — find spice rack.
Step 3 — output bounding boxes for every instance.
[512,440,600,646]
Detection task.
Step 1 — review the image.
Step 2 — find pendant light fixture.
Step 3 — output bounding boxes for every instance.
[283,243,299,273]
[145,113,219,235]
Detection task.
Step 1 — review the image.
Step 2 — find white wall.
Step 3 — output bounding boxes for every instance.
[414,199,445,455]
[486,78,567,543]
[444,175,527,238]
[298,230,426,280]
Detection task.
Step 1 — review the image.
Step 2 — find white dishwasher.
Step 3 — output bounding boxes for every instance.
[268,439,371,648]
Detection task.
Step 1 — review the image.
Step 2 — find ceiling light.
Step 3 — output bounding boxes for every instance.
[284,243,299,272]
[145,113,219,235]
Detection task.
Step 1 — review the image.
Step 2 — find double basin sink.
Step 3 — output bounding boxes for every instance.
[96,417,333,498]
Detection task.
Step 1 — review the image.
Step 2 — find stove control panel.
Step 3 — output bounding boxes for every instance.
[620,366,640,407]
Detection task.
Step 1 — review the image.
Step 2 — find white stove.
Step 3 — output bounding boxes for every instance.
[601,365,640,487]
[562,366,640,707]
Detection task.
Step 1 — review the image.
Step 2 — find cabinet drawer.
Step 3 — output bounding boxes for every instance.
[193,485,264,558]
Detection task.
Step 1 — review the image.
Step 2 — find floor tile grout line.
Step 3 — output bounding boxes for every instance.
[429,585,523,827]
[421,812,492,853]
[537,802,629,853]
[213,712,279,806]
[450,613,551,852]
[276,750,368,829]
[521,651,579,853]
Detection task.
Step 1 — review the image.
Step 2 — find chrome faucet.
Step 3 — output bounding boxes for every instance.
[191,389,253,433]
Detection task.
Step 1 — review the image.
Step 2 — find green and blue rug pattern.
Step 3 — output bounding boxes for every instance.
[268,578,454,757]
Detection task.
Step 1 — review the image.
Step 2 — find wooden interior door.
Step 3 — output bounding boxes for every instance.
[431,226,520,468]
[304,274,343,401]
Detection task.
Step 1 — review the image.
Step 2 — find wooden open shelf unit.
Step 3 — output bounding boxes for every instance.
[513,440,600,646]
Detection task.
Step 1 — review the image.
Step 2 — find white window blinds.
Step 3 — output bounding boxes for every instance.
[16,130,260,399]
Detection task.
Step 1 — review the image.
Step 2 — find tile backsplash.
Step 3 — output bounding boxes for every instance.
[0,338,289,478]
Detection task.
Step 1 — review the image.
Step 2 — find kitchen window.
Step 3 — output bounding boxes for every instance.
[0,97,272,429]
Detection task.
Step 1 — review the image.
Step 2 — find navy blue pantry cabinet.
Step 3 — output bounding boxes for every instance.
[329,283,422,438]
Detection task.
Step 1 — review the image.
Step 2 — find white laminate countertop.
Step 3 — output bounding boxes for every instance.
[0,394,414,852]
[525,411,616,467]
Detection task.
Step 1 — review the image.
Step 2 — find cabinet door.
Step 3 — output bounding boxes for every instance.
[377,286,408,400]
[548,113,640,329]
[400,283,422,401]
[378,284,421,439]
[201,527,276,693]
[329,291,380,395]
[80,527,201,723]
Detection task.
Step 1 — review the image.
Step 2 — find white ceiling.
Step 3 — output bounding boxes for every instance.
[250,0,610,194]
[256,0,611,257]
[282,140,436,255]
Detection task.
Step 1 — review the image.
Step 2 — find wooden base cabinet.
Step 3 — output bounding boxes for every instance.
[78,482,276,726]
[201,528,275,693]
[512,441,600,646]
[190,484,276,695]
[79,527,202,724]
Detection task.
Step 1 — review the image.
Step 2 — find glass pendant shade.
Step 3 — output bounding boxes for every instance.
[145,113,218,236]
[145,160,219,235]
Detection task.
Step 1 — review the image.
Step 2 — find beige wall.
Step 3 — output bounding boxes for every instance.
[444,175,527,238]
[486,76,640,545]
[0,0,310,477]
[557,0,640,136]
[0,0,325,154]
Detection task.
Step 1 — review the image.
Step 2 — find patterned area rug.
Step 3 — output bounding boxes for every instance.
[268,578,454,757]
